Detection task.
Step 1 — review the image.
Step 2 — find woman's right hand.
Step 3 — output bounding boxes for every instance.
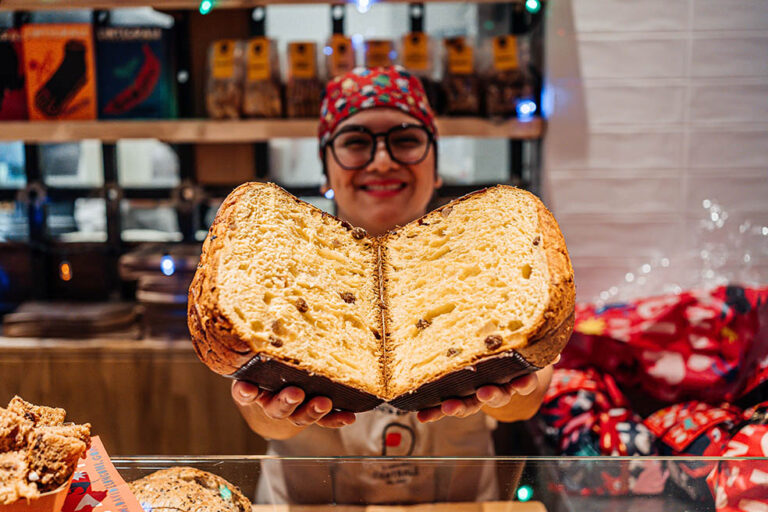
[231,381,356,439]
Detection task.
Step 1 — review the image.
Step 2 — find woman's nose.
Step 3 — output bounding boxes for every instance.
[365,139,396,173]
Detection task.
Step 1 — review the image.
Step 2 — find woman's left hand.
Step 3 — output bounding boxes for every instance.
[416,363,555,424]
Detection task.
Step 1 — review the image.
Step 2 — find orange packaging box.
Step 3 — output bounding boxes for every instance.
[21,24,97,120]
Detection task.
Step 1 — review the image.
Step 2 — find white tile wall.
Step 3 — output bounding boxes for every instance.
[544,0,768,303]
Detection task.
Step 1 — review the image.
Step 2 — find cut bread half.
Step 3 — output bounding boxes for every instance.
[188,182,575,411]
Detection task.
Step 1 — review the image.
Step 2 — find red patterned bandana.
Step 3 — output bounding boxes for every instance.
[318,66,437,149]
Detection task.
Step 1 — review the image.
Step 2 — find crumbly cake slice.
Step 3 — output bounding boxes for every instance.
[0,451,38,505]
[189,182,384,397]
[0,408,33,453]
[7,396,66,427]
[25,431,87,491]
[382,186,575,399]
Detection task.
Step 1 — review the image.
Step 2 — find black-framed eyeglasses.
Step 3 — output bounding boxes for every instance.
[325,123,434,171]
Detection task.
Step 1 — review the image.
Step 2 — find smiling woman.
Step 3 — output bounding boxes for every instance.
[230,65,556,505]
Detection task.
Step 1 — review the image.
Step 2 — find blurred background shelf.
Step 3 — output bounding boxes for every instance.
[0,0,514,10]
[0,118,544,143]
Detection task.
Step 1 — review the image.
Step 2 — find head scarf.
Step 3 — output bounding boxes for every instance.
[318,65,437,150]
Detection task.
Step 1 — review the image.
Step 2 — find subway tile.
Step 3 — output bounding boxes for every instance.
[572,0,690,33]
[549,175,681,215]
[691,37,768,77]
[693,0,768,31]
[685,172,768,213]
[689,130,768,168]
[579,38,687,79]
[585,85,686,124]
[690,83,768,123]
[557,216,684,259]
[586,131,686,168]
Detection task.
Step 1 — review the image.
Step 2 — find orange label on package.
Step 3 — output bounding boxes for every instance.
[246,37,271,81]
[328,34,355,77]
[21,23,97,120]
[365,40,393,68]
[212,39,237,79]
[493,35,519,71]
[288,42,317,79]
[402,32,429,71]
[445,37,473,75]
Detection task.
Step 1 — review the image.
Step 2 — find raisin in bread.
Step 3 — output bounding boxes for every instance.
[188,182,575,411]
[127,467,251,512]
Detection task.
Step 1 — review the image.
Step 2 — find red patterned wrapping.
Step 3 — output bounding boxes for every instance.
[562,285,768,405]
[542,369,665,496]
[644,401,742,501]
[707,402,768,512]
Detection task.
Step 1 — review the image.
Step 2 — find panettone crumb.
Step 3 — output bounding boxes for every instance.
[0,397,91,505]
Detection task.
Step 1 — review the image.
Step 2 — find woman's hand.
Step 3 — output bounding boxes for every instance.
[231,381,356,440]
[416,364,555,424]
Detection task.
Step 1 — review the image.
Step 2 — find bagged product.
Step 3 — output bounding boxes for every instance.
[364,39,394,68]
[285,41,321,118]
[400,31,439,111]
[0,29,28,120]
[442,36,480,115]
[325,34,356,79]
[242,37,282,118]
[21,24,97,120]
[206,39,243,119]
[96,26,176,119]
[484,34,533,118]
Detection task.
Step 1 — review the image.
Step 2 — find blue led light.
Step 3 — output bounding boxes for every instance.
[517,485,533,502]
[356,0,372,14]
[323,46,334,56]
[525,0,541,14]
[199,0,213,15]
[388,50,398,61]
[161,255,175,276]
[516,98,537,120]
[324,188,335,200]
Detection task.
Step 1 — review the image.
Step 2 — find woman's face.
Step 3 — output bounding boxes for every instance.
[324,109,441,236]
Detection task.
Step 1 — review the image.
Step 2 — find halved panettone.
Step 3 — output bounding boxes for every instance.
[188,182,575,411]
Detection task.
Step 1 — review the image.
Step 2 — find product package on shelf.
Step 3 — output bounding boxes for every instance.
[400,31,440,112]
[95,26,177,119]
[285,41,321,118]
[325,34,356,79]
[0,29,28,120]
[21,24,97,120]
[364,39,395,69]
[442,36,480,116]
[242,37,282,118]
[206,39,243,119]
[484,35,532,118]
[1,301,140,339]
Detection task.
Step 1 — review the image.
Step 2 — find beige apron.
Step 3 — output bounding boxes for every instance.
[257,404,499,504]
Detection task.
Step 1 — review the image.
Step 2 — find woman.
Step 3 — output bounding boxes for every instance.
[232,66,554,504]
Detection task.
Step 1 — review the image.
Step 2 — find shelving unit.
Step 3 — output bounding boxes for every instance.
[0,117,543,143]
[0,0,547,310]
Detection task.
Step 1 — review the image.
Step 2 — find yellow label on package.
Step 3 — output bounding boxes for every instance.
[289,42,317,79]
[446,37,473,75]
[402,32,429,71]
[329,34,355,77]
[246,37,271,81]
[212,39,237,79]
[365,40,393,68]
[493,35,519,71]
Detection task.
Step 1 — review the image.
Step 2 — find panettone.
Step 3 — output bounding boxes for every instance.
[0,397,91,505]
[127,467,251,512]
[188,182,575,411]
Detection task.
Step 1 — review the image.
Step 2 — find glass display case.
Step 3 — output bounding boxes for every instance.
[111,456,766,511]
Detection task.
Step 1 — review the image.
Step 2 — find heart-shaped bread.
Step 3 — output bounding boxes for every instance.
[188,182,574,411]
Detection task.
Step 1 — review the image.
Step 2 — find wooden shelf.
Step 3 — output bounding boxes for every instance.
[0,0,515,10]
[0,117,543,143]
